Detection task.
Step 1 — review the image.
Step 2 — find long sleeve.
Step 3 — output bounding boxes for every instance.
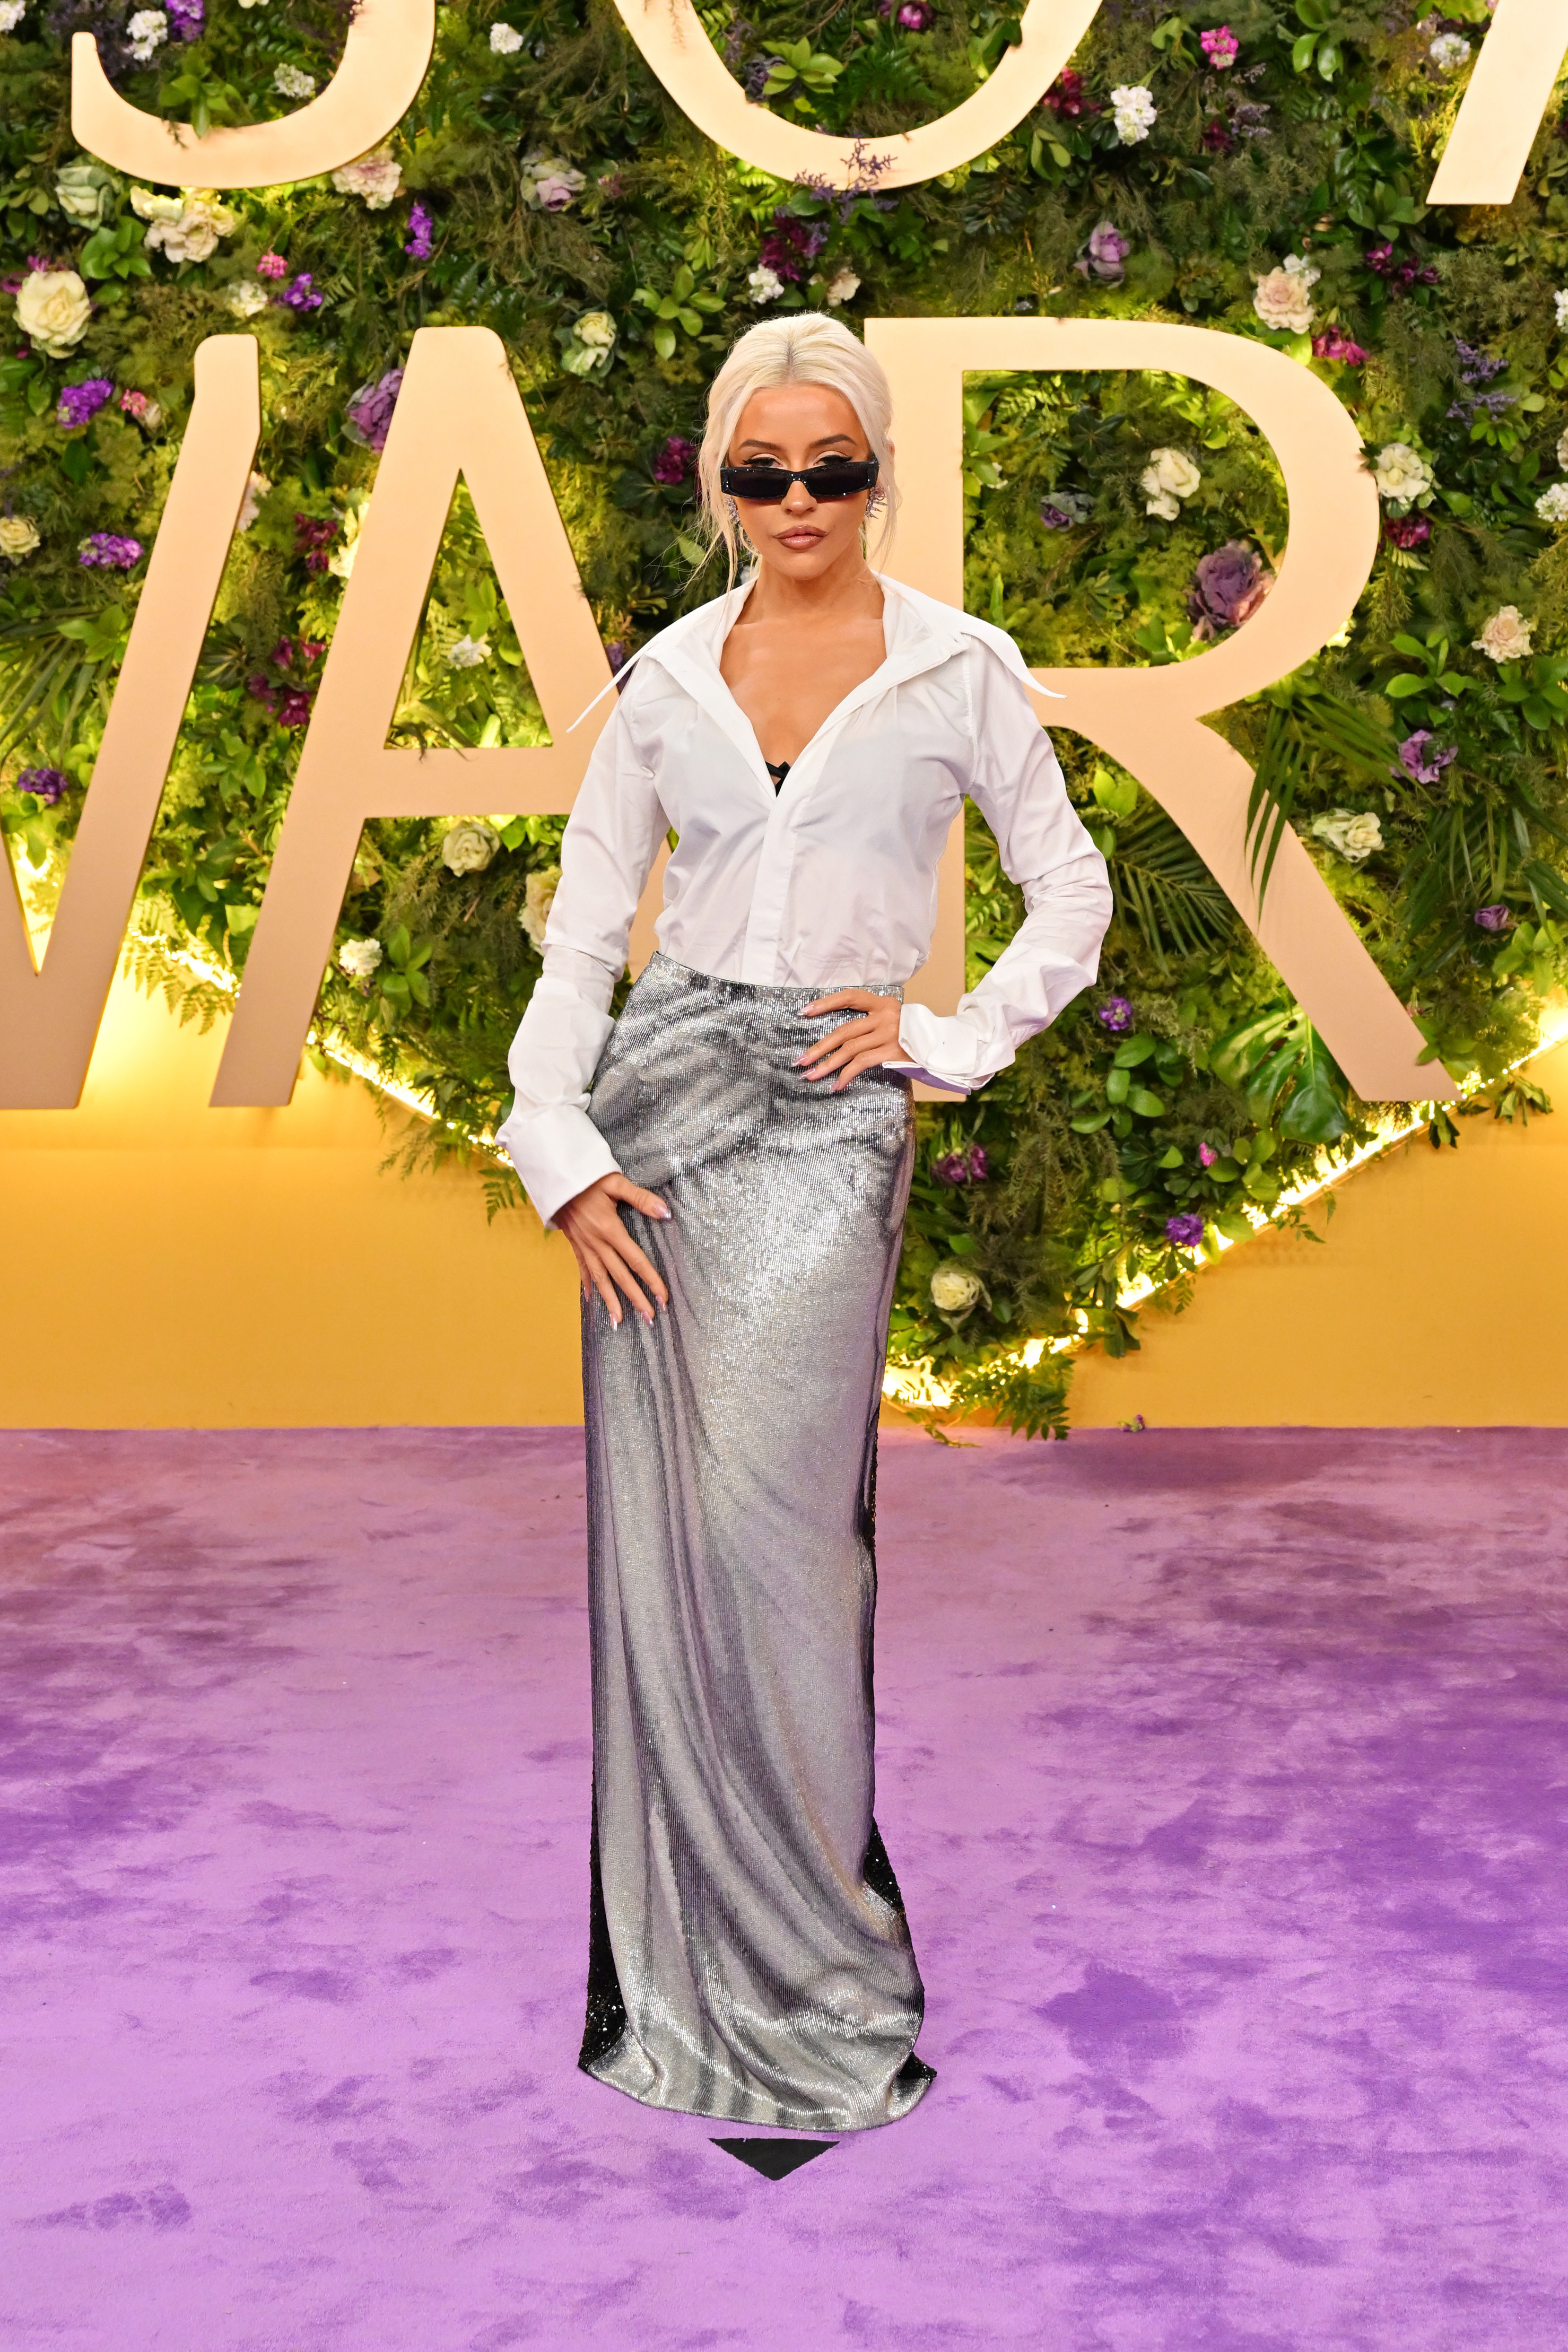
[495,689,668,1226]
[896,645,1112,1093]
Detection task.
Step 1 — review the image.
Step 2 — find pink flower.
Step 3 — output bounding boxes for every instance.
[1312,326,1369,364]
[256,252,288,280]
[1200,24,1239,65]
[1198,1141,1218,1167]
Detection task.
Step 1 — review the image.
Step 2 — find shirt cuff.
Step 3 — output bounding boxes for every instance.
[495,1102,621,1230]
[896,1003,1007,1093]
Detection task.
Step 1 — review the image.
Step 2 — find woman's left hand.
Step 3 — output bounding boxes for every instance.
[797,989,912,1091]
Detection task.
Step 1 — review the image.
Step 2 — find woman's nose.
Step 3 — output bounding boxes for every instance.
[782,482,816,513]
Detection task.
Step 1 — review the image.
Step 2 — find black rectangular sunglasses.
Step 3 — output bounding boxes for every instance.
[718,457,879,503]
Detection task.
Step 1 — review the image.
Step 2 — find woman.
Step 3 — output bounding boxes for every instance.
[498,314,1111,2134]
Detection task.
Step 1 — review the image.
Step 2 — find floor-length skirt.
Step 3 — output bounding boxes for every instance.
[578,951,932,2132]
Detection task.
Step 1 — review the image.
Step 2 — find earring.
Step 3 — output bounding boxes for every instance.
[724,494,740,525]
[865,487,887,518]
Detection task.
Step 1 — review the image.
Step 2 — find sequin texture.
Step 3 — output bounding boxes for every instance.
[578,952,932,2131]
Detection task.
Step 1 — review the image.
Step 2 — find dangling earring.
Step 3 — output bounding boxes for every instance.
[865,487,887,519]
[724,494,740,526]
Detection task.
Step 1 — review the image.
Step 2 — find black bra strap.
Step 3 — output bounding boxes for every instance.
[764,759,790,792]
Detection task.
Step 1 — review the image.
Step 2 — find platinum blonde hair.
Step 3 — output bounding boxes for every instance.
[696,313,898,583]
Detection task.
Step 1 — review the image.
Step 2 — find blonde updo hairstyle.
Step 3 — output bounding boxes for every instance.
[697,313,899,583]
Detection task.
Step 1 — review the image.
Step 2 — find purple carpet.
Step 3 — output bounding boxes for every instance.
[2,1425,1566,2349]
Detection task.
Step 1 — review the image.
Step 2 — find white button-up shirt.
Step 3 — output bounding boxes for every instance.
[498,573,1111,1226]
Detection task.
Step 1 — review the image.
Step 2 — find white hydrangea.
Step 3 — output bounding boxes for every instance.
[446,634,491,668]
[126,9,167,62]
[1311,809,1383,862]
[825,267,860,307]
[1429,31,1470,66]
[1140,447,1201,519]
[1253,255,1320,333]
[518,866,561,950]
[273,63,315,96]
[930,1262,985,1317]
[337,937,383,978]
[223,277,268,316]
[1556,290,1568,333]
[1110,84,1156,143]
[236,471,271,532]
[1372,441,1434,504]
[331,147,402,210]
[1472,605,1534,663]
[489,21,524,50]
[748,264,783,304]
[441,820,500,875]
[0,3,29,33]
[1536,483,1568,524]
[1557,427,1568,468]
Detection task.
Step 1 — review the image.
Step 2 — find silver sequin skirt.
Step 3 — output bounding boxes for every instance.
[578,951,933,2132]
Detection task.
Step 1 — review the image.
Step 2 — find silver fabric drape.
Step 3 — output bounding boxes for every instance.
[578,952,932,2132]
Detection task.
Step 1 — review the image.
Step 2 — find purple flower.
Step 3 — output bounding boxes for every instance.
[895,0,934,25]
[1384,513,1431,550]
[1186,541,1272,641]
[77,532,143,569]
[16,765,68,804]
[1312,326,1369,364]
[652,434,698,486]
[1096,996,1134,1033]
[1198,1140,1218,1167]
[605,639,629,674]
[1474,903,1512,932]
[1039,489,1092,530]
[1200,23,1239,64]
[57,376,114,429]
[931,1143,990,1186]
[1165,1212,1206,1249]
[344,367,404,453]
[1397,729,1458,785]
[276,272,323,313]
[757,211,826,284]
[164,0,202,37]
[405,202,434,261]
[1453,337,1504,387]
[1076,219,1129,286]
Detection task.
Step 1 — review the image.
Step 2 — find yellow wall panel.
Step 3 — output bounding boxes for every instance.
[4,973,1565,1428]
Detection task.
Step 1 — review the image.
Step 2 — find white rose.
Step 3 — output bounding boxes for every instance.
[519,865,561,949]
[1311,808,1383,862]
[146,193,237,264]
[1372,441,1433,504]
[490,20,524,49]
[332,148,402,210]
[1252,258,1319,334]
[55,162,117,225]
[0,2,28,30]
[575,310,616,352]
[1537,483,1568,524]
[1429,31,1470,66]
[223,277,268,316]
[273,62,315,95]
[129,185,182,222]
[0,514,39,558]
[748,265,783,304]
[825,267,860,307]
[1557,428,1568,469]
[236,471,270,532]
[1140,448,1200,517]
[1110,83,1156,143]
[126,8,167,60]
[930,1262,985,1318]
[1472,605,1534,663]
[337,937,384,978]
[15,268,91,357]
[446,634,490,668]
[1557,290,1568,333]
[441,820,500,875]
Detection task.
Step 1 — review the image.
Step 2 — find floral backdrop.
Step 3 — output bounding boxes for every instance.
[2,0,1566,1431]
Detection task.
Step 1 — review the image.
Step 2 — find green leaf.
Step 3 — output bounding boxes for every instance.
[1111,1034,1156,1067]
[1105,1066,1130,1104]
[1385,673,1426,698]
[1128,1087,1166,1118]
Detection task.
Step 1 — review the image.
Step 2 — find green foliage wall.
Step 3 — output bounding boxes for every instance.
[3,0,1567,1427]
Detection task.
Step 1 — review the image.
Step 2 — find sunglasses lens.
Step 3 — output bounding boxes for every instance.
[719,460,878,503]
[725,468,790,503]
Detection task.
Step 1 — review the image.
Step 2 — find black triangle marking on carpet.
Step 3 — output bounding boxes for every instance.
[712,2136,838,2180]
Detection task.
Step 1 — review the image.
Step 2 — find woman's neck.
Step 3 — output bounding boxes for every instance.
[741,545,882,626]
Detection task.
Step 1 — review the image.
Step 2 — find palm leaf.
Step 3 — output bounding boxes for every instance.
[1110,805,1235,969]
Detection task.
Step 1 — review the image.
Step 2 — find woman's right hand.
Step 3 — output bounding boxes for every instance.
[556,1173,672,1327]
